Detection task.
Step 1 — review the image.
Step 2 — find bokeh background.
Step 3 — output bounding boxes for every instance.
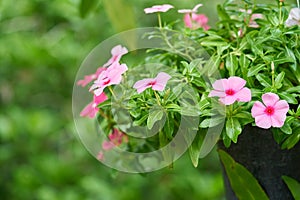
[0,0,295,199]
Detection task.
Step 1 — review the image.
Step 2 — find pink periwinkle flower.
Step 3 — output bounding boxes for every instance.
[251,93,289,129]
[80,93,108,118]
[103,45,128,67]
[240,9,263,28]
[249,13,263,28]
[77,67,105,87]
[133,72,171,94]
[178,4,203,14]
[144,4,174,14]
[184,13,210,30]
[285,8,300,27]
[102,129,128,150]
[89,62,128,96]
[208,76,251,105]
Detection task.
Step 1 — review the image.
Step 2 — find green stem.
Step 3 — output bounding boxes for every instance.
[279,0,283,25]
[298,0,300,8]
[108,86,116,99]
[157,13,162,28]
[153,90,161,106]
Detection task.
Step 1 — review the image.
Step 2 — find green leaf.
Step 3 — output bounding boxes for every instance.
[274,72,285,89]
[281,127,300,150]
[247,64,265,77]
[218,150,269,200]
[225,118,242,143]
[282,176,300,200]
[79,0,98,18]
[188,129,206,167]
[147,108,164,129]
[226,54,238,76]
[199,116,225,128]
[217,5,230,20]
[280,121,293,135]
[256,74,272,88]
[278,92,298,104]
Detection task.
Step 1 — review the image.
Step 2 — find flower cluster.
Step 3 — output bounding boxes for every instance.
[78,2,300,165]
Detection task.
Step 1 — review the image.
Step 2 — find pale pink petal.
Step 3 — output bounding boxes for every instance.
[208,90,226,98]
[178,4,202,13]
[219,95,237,105]
[152,72,171,91]
[97,151,104,161]
[249,14,263,28]
[102,141,115,150]
[212,79,229,92]
[77,75,95,87]
[144,4,174,14]
[228,76,246,91]
[94,93,108,103]
[274,100,289,113]
[251,101,266,117]
[95,67,106,76]
[262,93,279,107]
[184,14,193,28]
[255,115,272,129]
[133,78,154,94]
[93,87,105,96]
[192,14,210,30]
[235,87,251,102]
[77,67,105,87]
[103,45,128,67]
[271,113,286,128]
[178,9,194,14]
[80,102,98,118]
[285,8,300,27]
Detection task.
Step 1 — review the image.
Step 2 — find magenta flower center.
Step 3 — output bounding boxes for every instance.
[264,106,275,116]
[225,89,235,96]
[103,79,111,85]
[147,81,156,86]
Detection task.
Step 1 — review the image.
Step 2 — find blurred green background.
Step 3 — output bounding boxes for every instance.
[3,0,294,199]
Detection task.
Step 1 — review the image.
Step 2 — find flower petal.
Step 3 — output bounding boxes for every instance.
[255,115,272,129]
[251,101,266,117]
[228,76,246,91]
[152,72,171,91]
[94,93,108,103]
[271,113,286,128]
[262,92,279,107]
[80,102,98,118]
[235,87,251,102]
[211,79,228,92]
[133,78,154,93]
[208,90,226,98]
[144,4,174,14]
[274,100,289,113]
[219,95,237,105]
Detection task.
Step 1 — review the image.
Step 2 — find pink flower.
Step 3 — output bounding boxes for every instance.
[240,9,263,28]
[102,129,128,150]
[103,45,128,67]
[208,76,251,105]
[144,4,174,14]
[285,8,300,27]
[178,4,203,14]
[77,67,105,87]
[80,93,108,118]
[249,13,263,28]
[251,93,289,129]
[89,62,128,96]
[184,13,210,30]
[133,72,171,94]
